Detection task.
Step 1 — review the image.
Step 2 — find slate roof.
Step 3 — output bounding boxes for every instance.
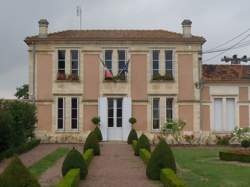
[24,29,205,45]
[202,64,250,82]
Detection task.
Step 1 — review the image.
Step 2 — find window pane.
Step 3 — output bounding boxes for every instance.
[153,110,159,117]
[153,119,159,129]
[152,50,160,60]
[118,50,126,60]
[72,61,78,69]
[108,99,113,108]
[117,99,122,108]
[71,119,77,129]
[58,50,65,60]
[117,109,122,117]
[58,109,63,119]
[108,109,113,117]
[71,98,78,108]
[72,109,77,118]
[108,118,114,127]
[71,50,78,60]
[58,98,63,108]
[153,98,159,108]
[214,98,223,131]
[153,61,159,69]
[105,50,112,60]
[57,119,63,129]
[226,98,235,131]
[117,118,122,127]
[165,50,172,60]
[58,61,65,69]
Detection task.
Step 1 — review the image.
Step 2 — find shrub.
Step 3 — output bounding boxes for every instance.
[0,156,41,187]
[84,132,100,155]
[135,134,151,156]
[62,148,88,179]
[219,151,250,163]
[146,139,177,180]
[83,149,94,167]
[127,129,138,144]
[216,135,231,145]
[91,116,100,125]
[93,127,103,141]
[160,168,186,187]
[57,168,80,187]
[129,117,137,125]
[139,149,151,165]
[132,140,137,152]
[0,110,14,152]
[241,139,250,148]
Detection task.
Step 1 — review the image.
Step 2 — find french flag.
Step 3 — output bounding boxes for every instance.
[104,67,113,79]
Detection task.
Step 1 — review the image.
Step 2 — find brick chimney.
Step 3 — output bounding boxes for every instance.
[38,19,49,38]
[182,19,192,38]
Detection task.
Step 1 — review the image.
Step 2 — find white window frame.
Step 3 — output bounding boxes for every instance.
[165,50,174,76]
[212,96,237,132]
[71,97,79,130]
[57,97,65,131]
[57,50,66,74]
[151,50,160,76]
[152,97,160,131]
[107,98,123,128]
[70,49,80,76]
[104,50,113,72]
[118,49,127,72]
[165,97,174,122]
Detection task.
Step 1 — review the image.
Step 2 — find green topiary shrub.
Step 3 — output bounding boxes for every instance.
[241,139,250,148]
[84,132,100,155]
[146,139,177,180]
[0,156,41,187]
[160,168,186,187]
[83,149,94,167]
[132,140,137,152]
[93,127,103,141]
[135,134,151,156]
[139,148,151,165]
[57,168,80,187]
[62,148,88,179]
[219,151,250,163]
[91,116,100,125]
[127,129,138,144]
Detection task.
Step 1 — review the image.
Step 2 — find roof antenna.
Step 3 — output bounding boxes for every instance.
[76,6,82,30]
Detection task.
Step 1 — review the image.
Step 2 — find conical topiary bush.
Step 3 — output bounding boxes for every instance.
[62,148,88,179]
[127,129,138,144]
[84,132,100,155]
[93,126,103,142]
[135,134,151,156]
[0,156,41,187]
[146,139,176,180]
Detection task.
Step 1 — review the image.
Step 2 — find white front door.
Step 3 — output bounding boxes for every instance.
[107,98,123,140]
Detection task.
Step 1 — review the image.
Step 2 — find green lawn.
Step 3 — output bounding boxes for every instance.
[29,147,69,177]
[173,147,250,187]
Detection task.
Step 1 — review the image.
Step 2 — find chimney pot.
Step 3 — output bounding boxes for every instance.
[182,19,192,38]
[38,19,49,38]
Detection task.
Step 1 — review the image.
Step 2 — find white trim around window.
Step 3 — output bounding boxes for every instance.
[152,97,160,131]
[71,97,79,130]
[57,97,65,131]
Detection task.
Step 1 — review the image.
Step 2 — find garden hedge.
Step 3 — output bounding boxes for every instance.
[62,148,88,179]
[83,149,94,167]
[132,140,137,153]
[139,148,151,165]
[127,129,138,144]
[135,134,151,156]
[0,156,41,187]
[0,139,40,162]
[84,132,100,155]
[160,168,186,187]
[93,127,103,142]
[219,151,250,163]
[57,168,80,187]
[146,139,176,180]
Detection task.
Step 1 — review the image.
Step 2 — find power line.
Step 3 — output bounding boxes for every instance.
[205,28,250,52]
[203,34,250,62]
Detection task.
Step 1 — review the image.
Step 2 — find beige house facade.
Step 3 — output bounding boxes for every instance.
[24,19,250,143]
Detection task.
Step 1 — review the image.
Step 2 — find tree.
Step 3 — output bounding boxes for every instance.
[15,84,29,99]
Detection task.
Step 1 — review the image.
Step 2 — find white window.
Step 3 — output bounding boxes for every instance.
[152,98,160,130]
[152,50,160,76]
[213,97,236,132]
[108,98,123,128]
[71,50,79,76]
[58,50,65,74]
[166,98,173,121]
[71,97,78,129]
[57,97,64,130]
[165,50,173,76]
[104,50,112,71]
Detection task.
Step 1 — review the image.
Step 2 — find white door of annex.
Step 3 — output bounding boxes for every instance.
[98,97,131,141]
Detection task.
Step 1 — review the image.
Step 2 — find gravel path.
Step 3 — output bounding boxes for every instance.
[80,142,162,187]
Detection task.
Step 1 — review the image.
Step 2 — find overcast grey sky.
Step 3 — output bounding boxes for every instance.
[0,0,250,98]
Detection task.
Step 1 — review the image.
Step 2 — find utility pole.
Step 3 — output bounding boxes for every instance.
[221,55,250,64]
[77,6,82,30]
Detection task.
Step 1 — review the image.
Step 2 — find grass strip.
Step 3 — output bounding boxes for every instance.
[29,147,69,177]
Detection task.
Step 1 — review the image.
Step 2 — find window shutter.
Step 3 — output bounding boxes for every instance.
[122,97,132,141]
[98,97,108,141]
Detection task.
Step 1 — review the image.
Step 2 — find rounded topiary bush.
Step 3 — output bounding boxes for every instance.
[127,129,138,144]
[241,139,250,148]
[135,134,150,156]
[84,132,100,155]
[146,139,176,180]
[0,156,41,187]
[62,148,88,179]
[93,126,103,142]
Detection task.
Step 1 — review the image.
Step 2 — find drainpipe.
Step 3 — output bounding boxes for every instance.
[32,42,36,103]
[198,49,203,134]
